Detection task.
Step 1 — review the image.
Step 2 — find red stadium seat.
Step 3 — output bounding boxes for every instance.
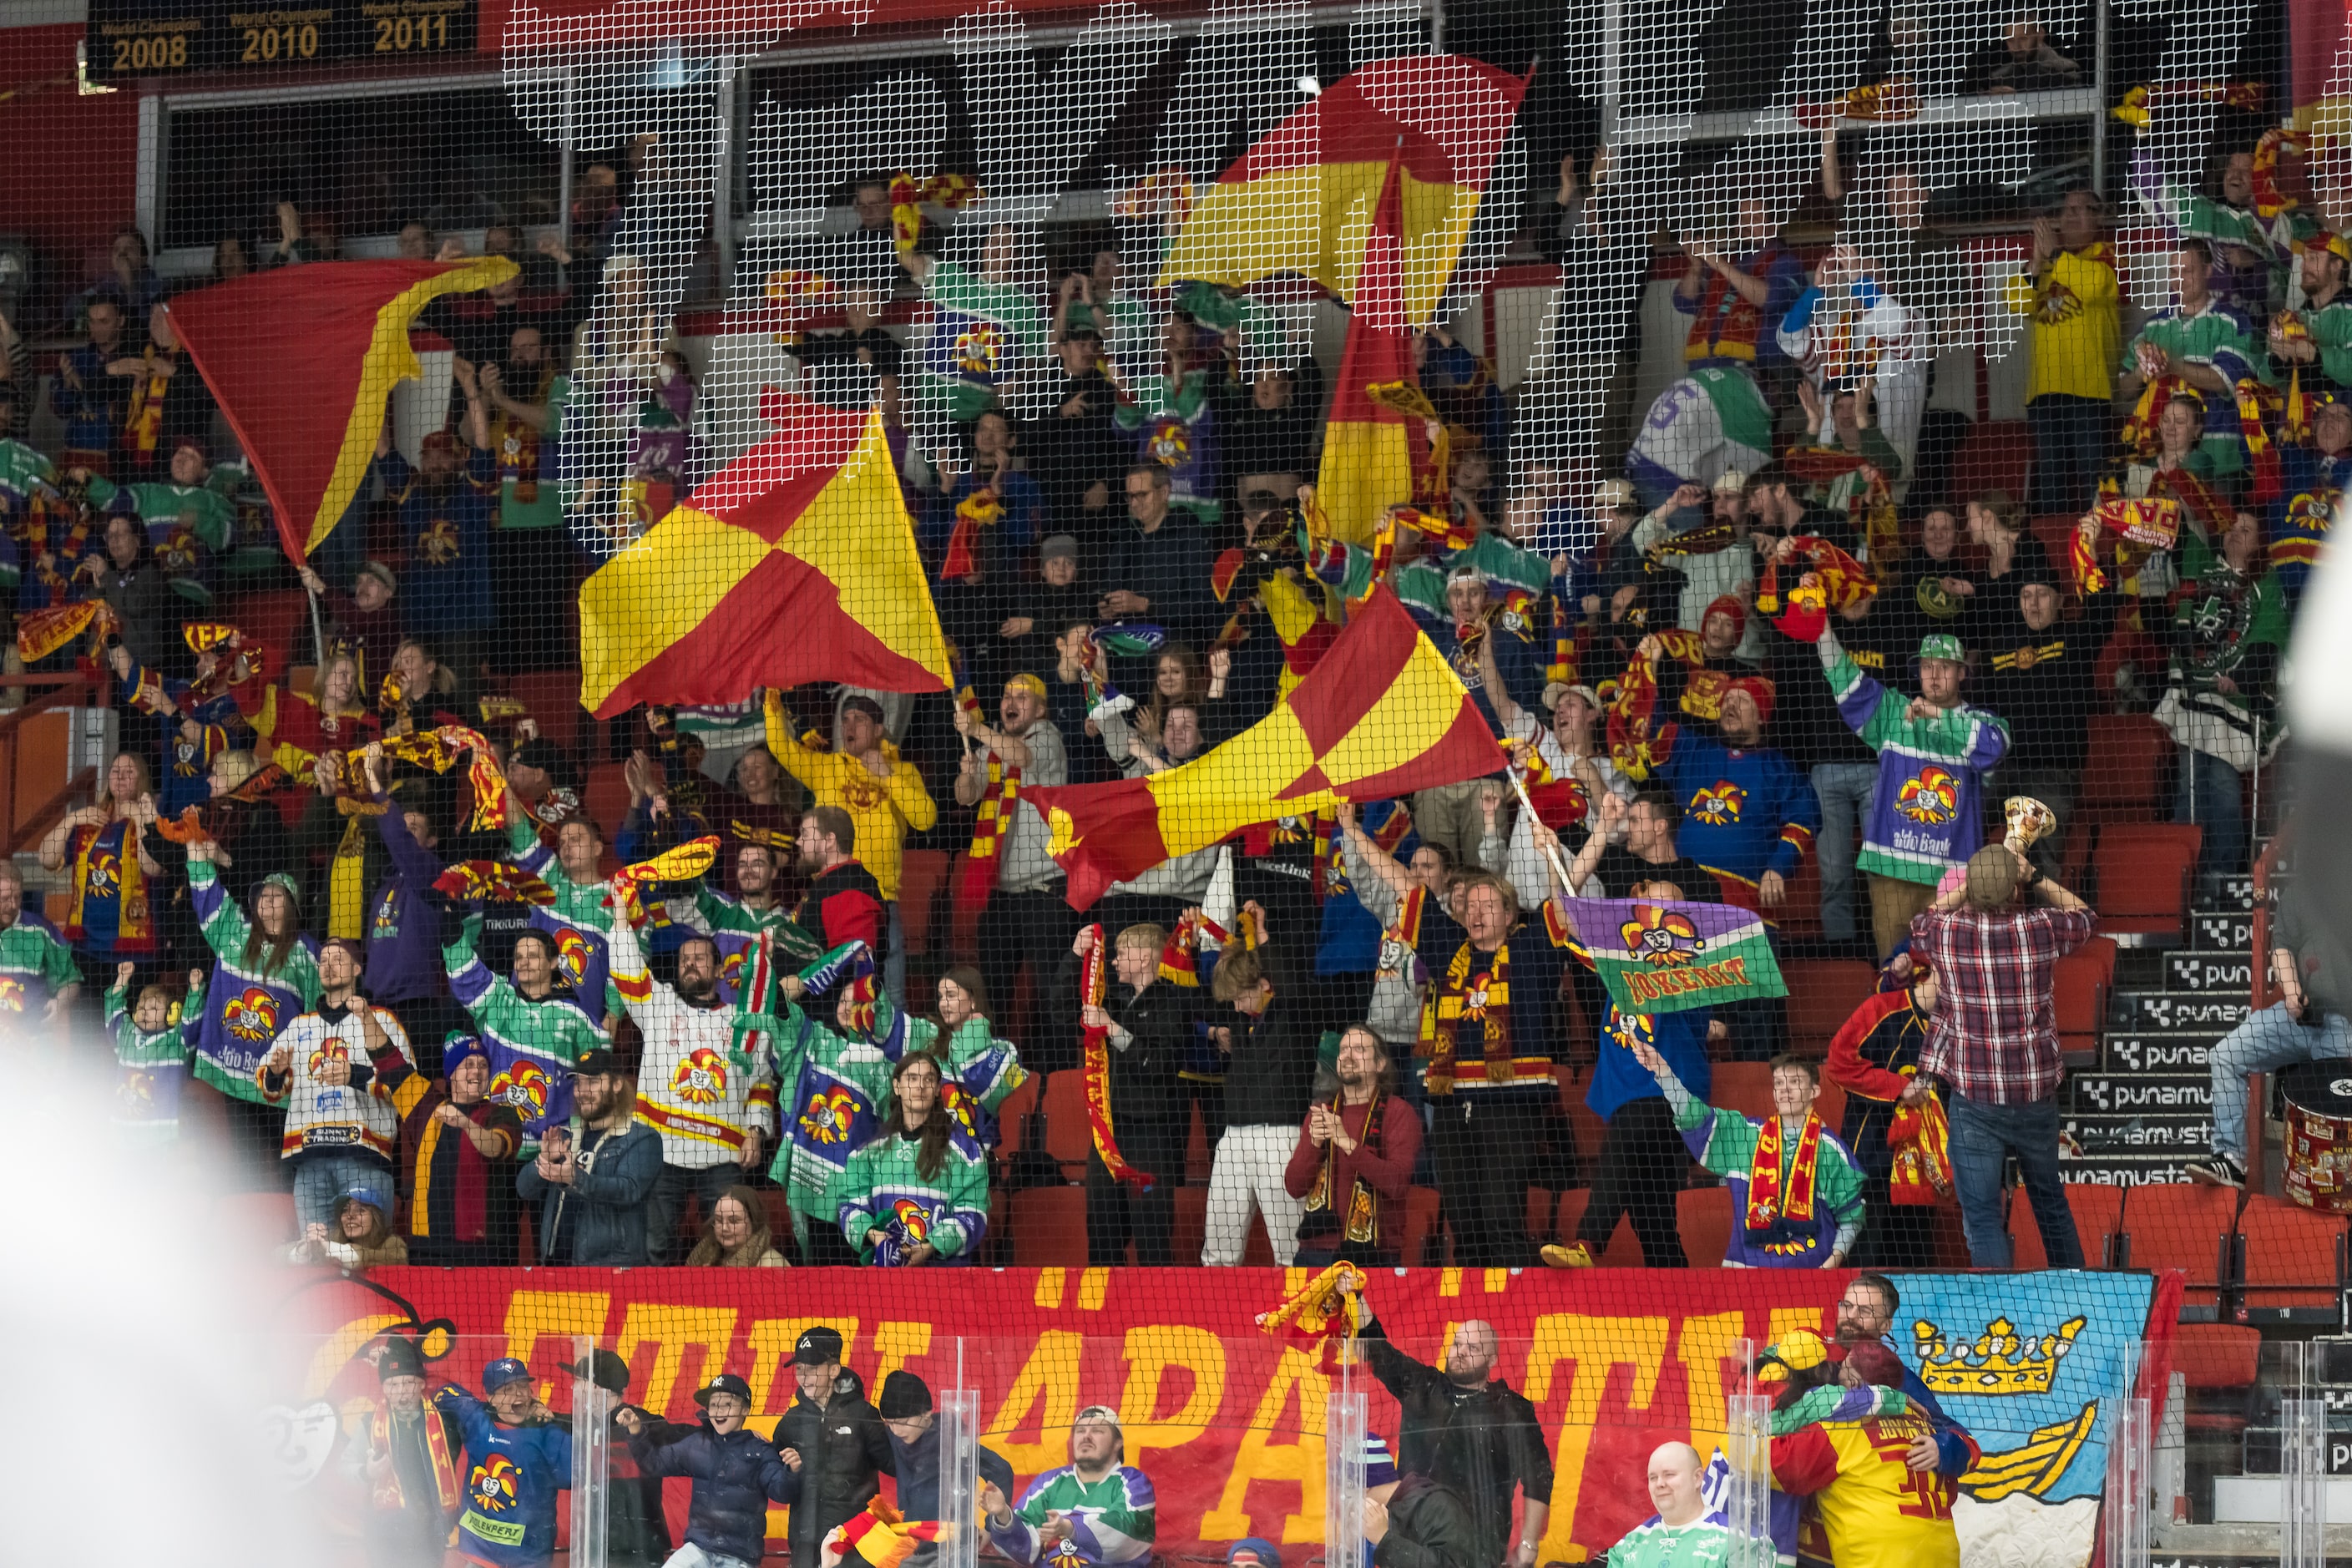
[1009,1186,1088,1266]
[508,670,586,756]
[2076,715,2170,826]
[2055,936,2116,1064]
[1950,421,2031,500]
[1677,1186,1732,1268]
[1773,857,1824,940]
[1171,1186,1207,1263]
[2093,825,2202,942]
[946,854,984,964]
[1782,959,1877,1055]
[1709,1063,1775,1120]
[2118,1183,2242,1308]
[1401,1187,1443,1266]
[993,1075,1040,1163]
[584,761,631,844]
[1552,1189,1645,1264]
[2009,1181,2122,1270]
[896,848,948,959]
[2238,1194,2348,1310]
[1041,1070,1091,1175]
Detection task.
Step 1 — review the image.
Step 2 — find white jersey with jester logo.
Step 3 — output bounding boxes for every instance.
[609,911,777,1168]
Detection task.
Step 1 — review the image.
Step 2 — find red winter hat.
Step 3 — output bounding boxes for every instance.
[1725,675,1775,727]
[1704,594,1748,640]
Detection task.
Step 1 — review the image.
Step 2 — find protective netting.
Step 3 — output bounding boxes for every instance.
[4,0,2352,1552]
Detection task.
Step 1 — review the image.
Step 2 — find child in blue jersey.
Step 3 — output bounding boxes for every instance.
[437,1358,574,1568]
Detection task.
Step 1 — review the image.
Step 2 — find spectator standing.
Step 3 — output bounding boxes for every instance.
[1768,1341,1961,1568]
[1829,1275,1979,1474]
[186,843,320,1174]
[615,1373,801,1568]
[257,938,415,1229]
[518,1049,660,1266]
[1282,1025,1423,1265]
[983,1408,1155,1568]
[81,513,186,677]
[505,802,621,1024]
[1822,962,1940,1268]
[1980,564,2121,878]
[470,340,573,673]
[39,751,165,999]
[352,1337,463,1568]
[1202,936,1318,1266]
[435,1362,574,1568]
[364,759,465,1053]
[609,914,776,1262]
[106,964,196,1144]
[1817,624,2009,958]
[771,1326,897,1568]
[1337,806,1464,1055]
[57,296,133,468]
[0,858,80,1029]
[2188,873,2349,1188]
[296,560,403,695]
[2156,510,2284,881]
[1607,1444,1732,1568]
[1101,466,1216,645]
[1560,791,1717,903]
[1413,872,1569,1265]
[2117,243,2263,481]
[791,806,885,956]
[2009,188,2119,516]
[766,692,937,1000]
[2269,393,2352,614]
[835,1050,991,1265]
[1763,592,1898,955]
[1059,923,1190,1264]
[445,917,608,1150]
[377,399,498,679]
[1911,845,2096,1267]
[954,675,1075,1061]
[685,1186,789,1267]
[2271,232,2352,401]
[1354,1315,1552,1568]
[362,1031,526,1267]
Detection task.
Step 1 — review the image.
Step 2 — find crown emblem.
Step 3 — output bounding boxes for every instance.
[1911,1315,2085,1395]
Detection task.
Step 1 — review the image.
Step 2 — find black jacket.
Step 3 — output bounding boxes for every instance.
[634,1419,801,1565]
[1103,516,1217,645]
[1979,593,2122,776]
[100,558,189,676]
[1214,945,1318,1128]
[1055,947,1194,1124]
[1361,1323,1556,1565]
[771,1368,896,1564]
[1374,1474,1484,1568]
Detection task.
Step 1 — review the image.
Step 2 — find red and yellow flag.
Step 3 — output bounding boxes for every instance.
[1156,53,1528,326]
[1316,154,1423,545]
[579,392,951,718]
[1026,588,1506,908]
[163,257,518,562]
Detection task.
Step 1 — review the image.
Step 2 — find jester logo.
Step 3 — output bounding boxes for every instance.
[1608,1007,1657,1055]
[0,975,24,1013]
[2289,490,2336,533]
[1148,417,1192,469]
[468,1454,521,1514]
[1688,780,1748,825]
[890,1197,932,1242]
[306,1037,352,1077]
[2034,279,2083,324]
[954,321,1003,377]
[672,1048,727,1106]
[419,518,462,565]
[119,1070,155,1108]
[490,1058,553,1120]
[940,1081,980,1139]
[840,774,889,812]
[83,845,120,899]
[222,986,282,1043]
[802,1085,860,1145]
[1461,969,1496,1019]
[1896,766,1960,826]
[158,524,200,574]
[550,927,592,987]
[719,947,748,993]
[1620,903,1703,966]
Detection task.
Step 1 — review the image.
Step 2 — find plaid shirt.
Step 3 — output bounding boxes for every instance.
[1913,903,2097,1104]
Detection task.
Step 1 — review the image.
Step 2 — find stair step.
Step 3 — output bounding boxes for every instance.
[2062,1111,2213,1153]
[2163,953,2254,994]
[2103,1032,2217,1073]
[2068,1073,2210,1114]
[2056,1151,2205,1184]
[2116,991,2249,1033]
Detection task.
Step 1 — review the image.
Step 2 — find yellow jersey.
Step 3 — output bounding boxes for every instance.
[1771,1412,1960,1568]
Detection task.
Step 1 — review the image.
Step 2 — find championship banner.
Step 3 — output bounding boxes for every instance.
[1563,898,1789,1014]
[279,1266,2174,1568]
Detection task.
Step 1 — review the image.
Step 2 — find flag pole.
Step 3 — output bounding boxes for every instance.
[1505,761,1577,893]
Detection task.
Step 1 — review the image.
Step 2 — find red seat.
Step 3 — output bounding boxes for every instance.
[1677,1186,1732,1268]
[946,853,984,963]
[2055,936,2116,1060]
[1783,959,1877,1055]
[2118,1183,2242,1305]
[756,1189,798,1252]
[2009,1181,2122,1269]
[1170,1185,1206,1263]
[1773,857,1824,940]
[584,761,631,843]
[896,849,948,959]
[1553,1189,1645,1264]
[2076,715,2170,825]
[1400,1187,1443,1266]
[1041,1070,1091,1174]
[508,670,586,756]
[1009,1186,1089,1266]
[1559,1065,1606,1165]
[2172,1323,2263,1438]
[993,1075,1040,1162]
[1185,1100,1209,1182]
[2239,1194,2348,1308]
[1950,421,2031,500]
[2093,824,2202,941]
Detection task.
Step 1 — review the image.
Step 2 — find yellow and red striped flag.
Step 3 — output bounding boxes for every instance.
[1316,154,1423,544]
[1026,588,1506,908]
[579,391,951,717]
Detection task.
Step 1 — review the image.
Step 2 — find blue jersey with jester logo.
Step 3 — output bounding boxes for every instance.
[434,1388,574,1568]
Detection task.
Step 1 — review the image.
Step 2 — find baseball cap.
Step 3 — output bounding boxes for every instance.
[1918,632,1965,665]
[359,560,399,595]
[695,1373,754,1407]
[1005,673,1047,700]
[1711,468,1749,496]
[794,1325,846,1365]
[574,1048,627,1079]
[1545,682,1601,713]
[840,695,886,723]
[483,1357,534,1393]
[561,1348,633,1395]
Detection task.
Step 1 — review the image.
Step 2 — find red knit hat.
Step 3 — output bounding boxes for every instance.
[1725,675,1775,727]
[1704,594,1747,641]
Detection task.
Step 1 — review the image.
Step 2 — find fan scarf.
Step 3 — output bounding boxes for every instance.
[1886,1091,1954,1205]
[1297,1090,1388,1249]
[1684,245,1787,363]
[1078,923,1151,1188]
[2071,497,2181,594]
[121,348,177,463]
[2111,80,2265,129]
[938,484,1001,583]
[1255,1261,1365,1344]
[1363,380,1450,505]
[1783,445,1899,567]
[1747,1110,1823,1232]
[1429,939,1513,1094]
[17,599,113,663]
[1757,534,1875,640]
[606,835,720,926]
[368,1401,462,1515]
[66,817,151,953]
[2122,373,2280,503]
[959,749,1020,913]
[432,862,557,905]
[1110,166,1196,229]
[824,1498,945,1568]
[888,173,981,255]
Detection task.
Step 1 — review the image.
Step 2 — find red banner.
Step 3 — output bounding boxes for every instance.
[285,1265,2177,1564]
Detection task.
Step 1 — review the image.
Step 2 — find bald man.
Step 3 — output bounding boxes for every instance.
[1607,1444,1732,1568]
[1356,1313,1553,1568]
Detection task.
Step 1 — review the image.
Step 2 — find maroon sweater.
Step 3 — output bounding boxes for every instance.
[1282,1094,1424,1257]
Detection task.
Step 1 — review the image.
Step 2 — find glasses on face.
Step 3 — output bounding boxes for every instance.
[1125,488,1154,501]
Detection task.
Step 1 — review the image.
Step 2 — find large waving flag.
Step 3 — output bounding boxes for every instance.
[1315,154,1420,544]
[1027,588,1505,908]
[164,258,518,562]
[579,391,951,718]
[1156,53,1529,326]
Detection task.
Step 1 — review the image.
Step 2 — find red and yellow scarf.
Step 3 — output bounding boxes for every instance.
[67,817,151,952]
[1747,1110,1822,1232]
[1078,924,1150,1187]
[2072,495,2182,594]
[888,172,981,255]
[1429,939,1514,1095]
[939,484,1001,583]
[1298,1090,1387,1247]
[958,749,1019,913]
[369,1399,463,1515]
[121,348,176,463]
[1683,245,1783,363]
[1886,1091,1954,1206]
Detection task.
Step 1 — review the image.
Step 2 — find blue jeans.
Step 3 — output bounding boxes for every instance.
[1810,763,1879,946]
[2027,394,2111,517]
[2209,1002,2352,1162]
[2174,746,2245,878]
[291,1152,396,1231]
[1946,1090,2083,1268]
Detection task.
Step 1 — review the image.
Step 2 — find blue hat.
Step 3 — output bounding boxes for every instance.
[483,1358,534,1393]
[695,1373,754,1407]
[1360,1434,1399,1489]
[336,1182,392,1217]
[1228,1540,1283,1568]
[443,1032,488,1076]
